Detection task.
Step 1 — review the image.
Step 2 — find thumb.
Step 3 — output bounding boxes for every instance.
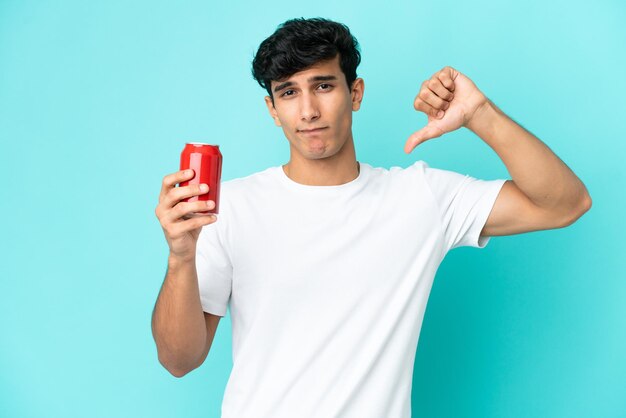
[403,123,444,154]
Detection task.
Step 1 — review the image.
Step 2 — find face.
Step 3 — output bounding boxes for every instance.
[264,55,364,162]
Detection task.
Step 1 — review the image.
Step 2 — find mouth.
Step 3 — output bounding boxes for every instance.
[298,127,328,134]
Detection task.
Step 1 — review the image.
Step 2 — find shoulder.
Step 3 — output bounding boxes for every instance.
[210,168,277,232]
[221,166,277,194]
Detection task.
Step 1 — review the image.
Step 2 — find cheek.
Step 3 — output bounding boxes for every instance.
[335,106,352,129]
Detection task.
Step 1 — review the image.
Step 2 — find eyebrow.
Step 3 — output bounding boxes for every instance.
[273,75,339,93]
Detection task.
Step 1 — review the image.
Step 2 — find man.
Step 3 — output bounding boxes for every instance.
[152,17,591,418]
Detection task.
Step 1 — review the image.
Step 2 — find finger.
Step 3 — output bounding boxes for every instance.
[169,214,218,236]
[414,90,448,118]
[159,169,195,202]
[168,200,215,223]
[421,85,451,110]
[438,69,455,92]
[404,123,444,154]
[429,77,455,102]
[163,183,209,210]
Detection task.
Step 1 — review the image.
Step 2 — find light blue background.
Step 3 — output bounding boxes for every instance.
[1,0,624,417]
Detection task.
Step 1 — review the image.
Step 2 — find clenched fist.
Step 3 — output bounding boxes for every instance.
[404,66,489,154]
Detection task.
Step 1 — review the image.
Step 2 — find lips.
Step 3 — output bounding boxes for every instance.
[298,127,327,133]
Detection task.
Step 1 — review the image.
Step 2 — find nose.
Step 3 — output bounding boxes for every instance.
[300,93,320,122]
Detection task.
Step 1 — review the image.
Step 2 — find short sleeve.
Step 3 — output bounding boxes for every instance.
[420,161,507,252]
[195,213,233,317]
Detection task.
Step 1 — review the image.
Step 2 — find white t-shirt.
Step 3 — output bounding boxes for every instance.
[196,160,506,418]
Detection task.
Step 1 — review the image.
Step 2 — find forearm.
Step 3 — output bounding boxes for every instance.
[467,99,591,213]
[152,254,207,376]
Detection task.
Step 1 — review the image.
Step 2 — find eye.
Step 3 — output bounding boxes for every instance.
[280,84,333,98]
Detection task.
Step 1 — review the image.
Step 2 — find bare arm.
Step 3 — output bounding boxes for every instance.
[467,99,591,216]
[404,67,591,232]
[151,169,220,377]
[152,255,209,377]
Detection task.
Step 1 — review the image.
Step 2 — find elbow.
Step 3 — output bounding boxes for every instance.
[576,193,592,219]
[578,183,593,214]
[163,362,192,378]
[560,195,592,227]
[168,368,190,378]
[582,194,592,212]
[158,354,194,378]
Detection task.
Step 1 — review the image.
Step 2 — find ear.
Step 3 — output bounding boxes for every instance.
[350,78,365,111]
[264,96,282,127]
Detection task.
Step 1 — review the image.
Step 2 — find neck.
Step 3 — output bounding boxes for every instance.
[283,160,360,186]
[283,138,360,186]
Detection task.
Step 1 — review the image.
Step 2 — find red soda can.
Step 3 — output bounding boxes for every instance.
[179,143,222,215]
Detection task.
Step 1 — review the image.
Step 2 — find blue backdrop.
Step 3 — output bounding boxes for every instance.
[1,1,624,417]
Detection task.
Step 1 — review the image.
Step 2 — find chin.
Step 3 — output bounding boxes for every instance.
[292,137,325,155]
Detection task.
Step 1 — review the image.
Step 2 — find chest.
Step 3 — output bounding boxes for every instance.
[228,186,441,298]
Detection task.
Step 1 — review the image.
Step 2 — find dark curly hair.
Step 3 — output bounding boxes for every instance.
[251,17,362,106]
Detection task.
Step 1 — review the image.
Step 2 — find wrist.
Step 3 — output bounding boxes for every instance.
[465,98,494,133]
[168,252,196,267]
